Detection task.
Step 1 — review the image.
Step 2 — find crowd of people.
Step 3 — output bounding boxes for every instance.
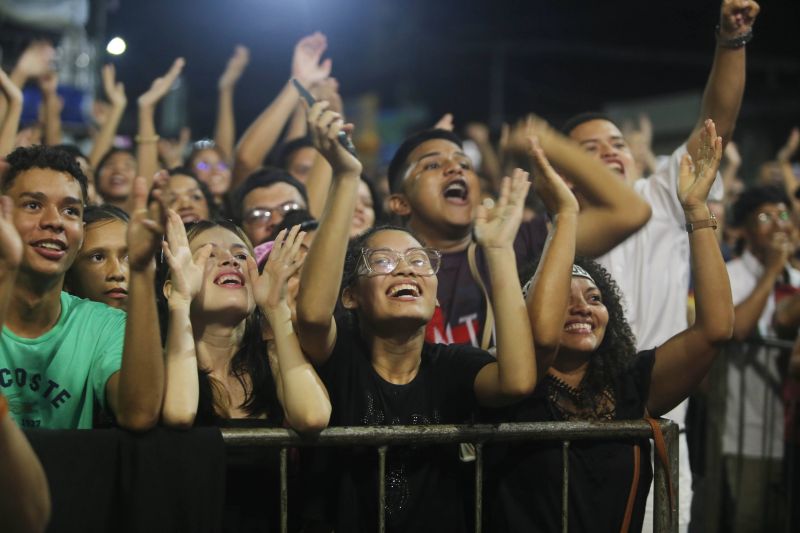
[1,0,798,531]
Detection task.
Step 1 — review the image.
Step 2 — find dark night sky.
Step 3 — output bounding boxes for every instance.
[105,0,800,147]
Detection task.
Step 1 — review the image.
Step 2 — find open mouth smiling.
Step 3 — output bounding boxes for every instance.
[386,282,422,300]
[564,320,593,333]
[213,271,245,288]
[31,239,67,260]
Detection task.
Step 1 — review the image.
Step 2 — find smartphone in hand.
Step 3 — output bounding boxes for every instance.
[292,78,357,156]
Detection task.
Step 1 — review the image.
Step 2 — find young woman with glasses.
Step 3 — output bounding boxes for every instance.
[294,101,577,533]
[186,140,234,213]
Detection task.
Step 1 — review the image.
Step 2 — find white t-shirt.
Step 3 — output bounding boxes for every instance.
[722,250,800,458]
[596,143,723,352]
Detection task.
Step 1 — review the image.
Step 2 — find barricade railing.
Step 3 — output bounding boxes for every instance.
[221,419,679,533]
[704,336,796,533]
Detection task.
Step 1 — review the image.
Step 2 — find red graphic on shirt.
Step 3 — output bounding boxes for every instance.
[425,306,481,347]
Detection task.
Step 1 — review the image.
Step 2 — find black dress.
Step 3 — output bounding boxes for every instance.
[486,350,656,533]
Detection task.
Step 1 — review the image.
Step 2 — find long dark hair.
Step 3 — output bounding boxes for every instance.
[521,256,637,402]
[159,219,278,424]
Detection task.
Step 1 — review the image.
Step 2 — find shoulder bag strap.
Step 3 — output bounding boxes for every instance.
[645,415,676,521]
[466,241,495,351]
[620,443,641,533]
[620,414,676,533]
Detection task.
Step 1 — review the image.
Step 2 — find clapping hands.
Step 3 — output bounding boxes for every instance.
[474,169,530,250]
[248,224,307,315]
[678,119,723,218]
[161,210,212,308]
[138,58,185,109]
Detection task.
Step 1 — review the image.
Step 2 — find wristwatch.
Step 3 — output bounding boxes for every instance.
[686,213,718,233]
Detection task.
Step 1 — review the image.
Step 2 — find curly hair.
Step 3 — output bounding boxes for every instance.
[3,145,89,202]
[572,257,638,401]
[521,256,638,404]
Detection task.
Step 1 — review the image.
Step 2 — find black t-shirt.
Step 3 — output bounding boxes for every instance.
[427,217,548,346]
[486,350,656,533]
[309,314,495,533]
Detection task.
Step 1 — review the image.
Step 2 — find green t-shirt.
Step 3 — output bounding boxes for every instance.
[0,292,125,429]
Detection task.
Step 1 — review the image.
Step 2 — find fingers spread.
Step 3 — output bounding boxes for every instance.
[496,176,511,210]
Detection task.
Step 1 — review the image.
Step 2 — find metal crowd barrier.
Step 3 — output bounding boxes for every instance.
[222,419,679,533]
[703,336,797,533]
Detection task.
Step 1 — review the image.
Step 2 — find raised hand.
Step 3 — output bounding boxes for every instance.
[777,127,800,164]
[678,119,723,217]
[474,168,530,250]
[13,41,55,82]
[465,122,490,145]
[506,114,556,155]
[138,58,185,109]
[0,69,22,104]
[764,232,793,275]
[310,77,343,114]
[127,171,169,271]
[724,140,742,168]
[38,71,58,97]
[0,196,22,272]
[161,210,212,306]
[157,127,191,168]
[528,136,579,216]
[292,33,332,87]
[719,0,760,38]
[307,100,362,177]
[248,224,306,313]
[101,64,127,109]
[433,113,454,132]
[622,114,657,178]
[219,45,250,91]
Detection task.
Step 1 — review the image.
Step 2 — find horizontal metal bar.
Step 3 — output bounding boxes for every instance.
[221,420,677,448]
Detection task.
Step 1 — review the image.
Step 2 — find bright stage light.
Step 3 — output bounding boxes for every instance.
[106,37,127,56]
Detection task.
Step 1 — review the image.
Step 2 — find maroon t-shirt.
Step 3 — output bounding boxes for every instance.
[425,217,549,347]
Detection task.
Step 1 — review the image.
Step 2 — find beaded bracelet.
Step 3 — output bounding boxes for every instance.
[715,25,753,49]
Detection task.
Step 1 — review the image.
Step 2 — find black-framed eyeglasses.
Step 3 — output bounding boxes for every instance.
[244,202,302,225]
[359,247,441,277]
